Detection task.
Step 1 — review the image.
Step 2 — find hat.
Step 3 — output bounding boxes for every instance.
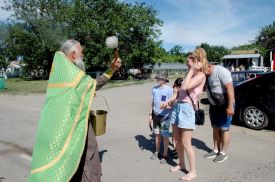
[155,71,169,82]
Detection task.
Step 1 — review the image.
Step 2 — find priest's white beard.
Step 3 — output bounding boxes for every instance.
[75,58,86,71]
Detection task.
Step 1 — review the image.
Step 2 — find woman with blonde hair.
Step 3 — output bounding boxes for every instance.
[169,48,208,181]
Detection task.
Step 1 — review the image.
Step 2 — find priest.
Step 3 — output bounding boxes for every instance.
[28,39,121,182]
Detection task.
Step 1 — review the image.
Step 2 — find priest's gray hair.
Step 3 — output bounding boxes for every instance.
[60,39,80,55]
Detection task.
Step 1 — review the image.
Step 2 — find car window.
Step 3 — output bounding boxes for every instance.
[232,73,246,82]
[232,74,238,81]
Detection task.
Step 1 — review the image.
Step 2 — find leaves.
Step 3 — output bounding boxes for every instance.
[255,20,275,56]
[198,43,230,63]
[1,0,163,79]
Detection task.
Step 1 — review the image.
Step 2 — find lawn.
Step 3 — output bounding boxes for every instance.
[0,78,151,94]
[0,73,185,94]
[0,78,48,94]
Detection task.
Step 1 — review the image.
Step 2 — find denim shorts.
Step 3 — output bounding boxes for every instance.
[169,102,195,129]
[209,105,233,131]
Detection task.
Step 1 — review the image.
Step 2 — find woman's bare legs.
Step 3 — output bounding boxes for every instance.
[170,125,186,172]
[179,128,197,181]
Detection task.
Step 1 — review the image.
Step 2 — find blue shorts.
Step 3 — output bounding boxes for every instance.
[169,102,195,129]
[209,105,232,131]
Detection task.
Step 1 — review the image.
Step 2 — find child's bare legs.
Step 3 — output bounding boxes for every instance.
[163,136,169,157]
[155,133,161,153]
[151,133,161,160]
[170,125,186,172]
[172,136,176,149]
[180,129,197,181]
[172,125,177,150]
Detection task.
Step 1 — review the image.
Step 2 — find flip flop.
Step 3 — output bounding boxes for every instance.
[179,175,197,181]
[170,165,186,173]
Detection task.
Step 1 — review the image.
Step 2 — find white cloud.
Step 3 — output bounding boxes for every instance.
[0,1,11,21]
[160,0,264,48]
[161,21,257,48]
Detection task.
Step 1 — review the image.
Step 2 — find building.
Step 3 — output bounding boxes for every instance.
[222,50,268,71]
[6,61,22,78]
[150,62,188,74]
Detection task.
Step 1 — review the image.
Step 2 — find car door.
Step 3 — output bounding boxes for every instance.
[265,74,275,119]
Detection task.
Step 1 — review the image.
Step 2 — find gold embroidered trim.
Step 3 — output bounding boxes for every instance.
[47,71,85,88]
[67,79,97,182]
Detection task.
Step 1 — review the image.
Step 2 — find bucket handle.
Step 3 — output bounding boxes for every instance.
[94,94,111,112]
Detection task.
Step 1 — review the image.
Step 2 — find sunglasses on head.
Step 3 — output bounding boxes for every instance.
[187,52,196,58]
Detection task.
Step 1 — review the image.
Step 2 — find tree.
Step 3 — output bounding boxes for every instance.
[231,43,268,57]
[198,43,230,62]
[0,22,10,69]
[256,20,275,51]
[1,0,163,79]
[169,45,184,56]
[155,45,186,63]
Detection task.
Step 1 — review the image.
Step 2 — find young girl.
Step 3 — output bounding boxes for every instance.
[161,78,183,159]
[170,48,208,181]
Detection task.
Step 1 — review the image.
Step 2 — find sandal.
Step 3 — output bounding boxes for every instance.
[179,174,197,181]
[170,165,186,173]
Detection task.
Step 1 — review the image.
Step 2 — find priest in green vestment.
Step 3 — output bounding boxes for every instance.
[28,39,121,182]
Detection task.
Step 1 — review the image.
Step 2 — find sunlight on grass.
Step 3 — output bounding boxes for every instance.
[0,78,48,94]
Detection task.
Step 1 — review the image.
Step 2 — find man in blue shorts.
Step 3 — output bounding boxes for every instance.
[204,64,235,163]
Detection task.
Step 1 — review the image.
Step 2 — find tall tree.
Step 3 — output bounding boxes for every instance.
[256,20,275,50]
[2,0,163,79]
[0,22,10,69]
[198,43,230,63]
[169,45,184,56]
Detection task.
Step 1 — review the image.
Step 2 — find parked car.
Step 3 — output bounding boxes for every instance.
[231,71,265,87]
[234,71,275,129]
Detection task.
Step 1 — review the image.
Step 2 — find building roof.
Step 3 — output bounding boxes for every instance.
[223,54,262,59]
[7,61,21,69]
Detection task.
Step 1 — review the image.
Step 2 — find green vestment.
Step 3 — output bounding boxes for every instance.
[28,51,96,181]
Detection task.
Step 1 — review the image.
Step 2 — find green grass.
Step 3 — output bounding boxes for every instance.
[0,73,186,94]
[0,78,48,94]
[0,78,152,94]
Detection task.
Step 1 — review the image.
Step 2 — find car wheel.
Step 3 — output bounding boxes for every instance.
[242,106,269,130]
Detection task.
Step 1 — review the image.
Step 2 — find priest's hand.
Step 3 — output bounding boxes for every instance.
[110,58,122,72]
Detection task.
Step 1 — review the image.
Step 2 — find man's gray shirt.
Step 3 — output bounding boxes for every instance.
[207,65,233,105]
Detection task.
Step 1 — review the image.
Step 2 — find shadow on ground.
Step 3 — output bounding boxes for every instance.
[135,135,155,153]
[136,135,199,167]
[99,150,108,162]
[192,138,212,153]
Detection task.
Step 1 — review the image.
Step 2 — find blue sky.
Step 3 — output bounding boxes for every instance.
[124,0,275,51]
[1,0,275,51]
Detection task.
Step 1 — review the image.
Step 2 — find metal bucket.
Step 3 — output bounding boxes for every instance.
[90,110,108,136]
[90,95,110,136]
